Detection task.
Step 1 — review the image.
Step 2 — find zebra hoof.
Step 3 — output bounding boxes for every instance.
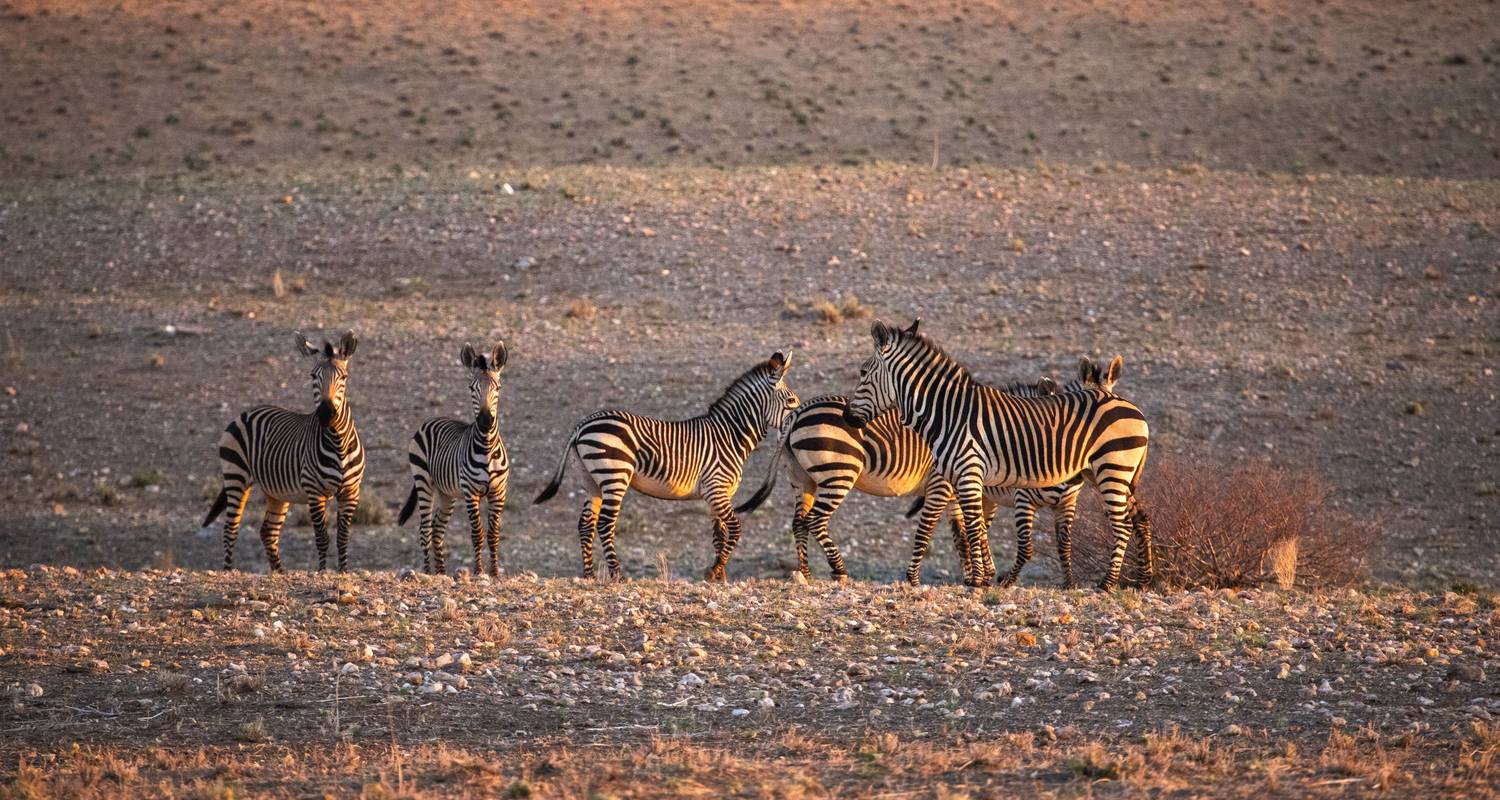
[1095,581,1118,593]
[832,573,850,587]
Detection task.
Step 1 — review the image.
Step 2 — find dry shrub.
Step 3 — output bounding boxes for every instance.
[811,293,871,325]
[1070,451,1374,590]
[564,297,597,321]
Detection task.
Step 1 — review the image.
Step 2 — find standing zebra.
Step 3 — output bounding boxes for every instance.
[203,331,365,572]
[844,321,1151,590]
[905,358,1133,589]
[734,375,1059,586]
[534,352,799,582]
[397,342,510,576]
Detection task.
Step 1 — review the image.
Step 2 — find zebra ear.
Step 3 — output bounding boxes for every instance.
[871,320,893,349]
[338,331,358,359]
[1077,356,1097,384]
[1105,355,1124,386]
[904,318,921,335]
[491,341,508,371]
[294,332,319,357]
[1038,376,1059,395]
[461,344,478,369]
[768,351,788,375]
[323,340,335,358]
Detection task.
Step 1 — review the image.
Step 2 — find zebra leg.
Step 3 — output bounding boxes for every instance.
[576,495,601,579]
[1054,491,1080,589]
[596,484,628,581]
[308,496,331,571]
[257,498,290,573]
[999,496,1037,589]
[907,479,954,585]
[954,476,989,587]
[711,517,727,567]
[464,494,485,575]
[485,486,505,577]
[415,485,434,574]
[1131,500,1155,589]
[948,512,968,580]
[335,491,358,572]
[978,495,999,583]
[1096,495,1136,592]
[802,481,851,582]
[704,491,742,582]
[220,479,252,571]
[792,491,814,580]
[430,497,454,575]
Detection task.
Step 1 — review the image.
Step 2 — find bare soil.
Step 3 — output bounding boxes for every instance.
[2,1,1499,796]
[2,0,1498,180]
[1,568,1497,797]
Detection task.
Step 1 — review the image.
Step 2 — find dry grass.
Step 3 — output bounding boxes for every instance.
[812,293,872,325]
[1073,452,1376,590]
[1,569,1494,798]
[565,297,598,321]
[0,729,1484,799]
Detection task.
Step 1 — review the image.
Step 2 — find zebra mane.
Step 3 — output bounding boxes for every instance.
[999,378,1057,398]
[707,359,777,414]
[895,330,978,386]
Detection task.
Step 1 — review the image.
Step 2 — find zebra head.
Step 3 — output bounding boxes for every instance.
[1076,355,1123,394]
[843,318,920,429]
[460,341,507,432]
[764,350,800,429]
[295,330,357,425]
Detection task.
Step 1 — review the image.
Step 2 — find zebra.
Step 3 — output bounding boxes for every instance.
[905,358,1131,589]
[734,376,1061,586]
[534,352,800,582]
[397,342,510,577]
[844,320,1151,590]
[203,331,365,572]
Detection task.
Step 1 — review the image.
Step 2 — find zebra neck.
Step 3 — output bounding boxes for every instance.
[897,363,973,442]
[323,404,358,455]
[704,411,764,461]
[474,411,499,452]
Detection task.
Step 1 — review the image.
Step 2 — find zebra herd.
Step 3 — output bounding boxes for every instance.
[204,321,1154,590]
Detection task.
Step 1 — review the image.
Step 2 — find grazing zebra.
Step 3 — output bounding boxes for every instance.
[203,331,365,572]
[397,343,510,576]
[735,376,1059,586]
[534,352,800,582]
[844,320,1151,590]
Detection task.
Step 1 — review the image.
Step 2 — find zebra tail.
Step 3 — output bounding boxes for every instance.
[903,495,925,519]
[533,425,582,505]
[734,418,792,515]
[397,484,419,526]
[202,486,228,527]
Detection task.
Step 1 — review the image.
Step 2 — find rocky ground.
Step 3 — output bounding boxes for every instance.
[2,0,1498,180]
[3,1,1499,796]
[1,568,1497,797]
[1,164,1496,589]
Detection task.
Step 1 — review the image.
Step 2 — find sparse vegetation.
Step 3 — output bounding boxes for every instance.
[564,297,598,321]
[1072,453,1376,590]
[0,569,1495,798]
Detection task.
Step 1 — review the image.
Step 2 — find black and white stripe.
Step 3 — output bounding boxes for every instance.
[845,321,1151,590]
[735,376,1062,586]
[203,331,365,572]
[534,352,800,582]
[397,343,510,576]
